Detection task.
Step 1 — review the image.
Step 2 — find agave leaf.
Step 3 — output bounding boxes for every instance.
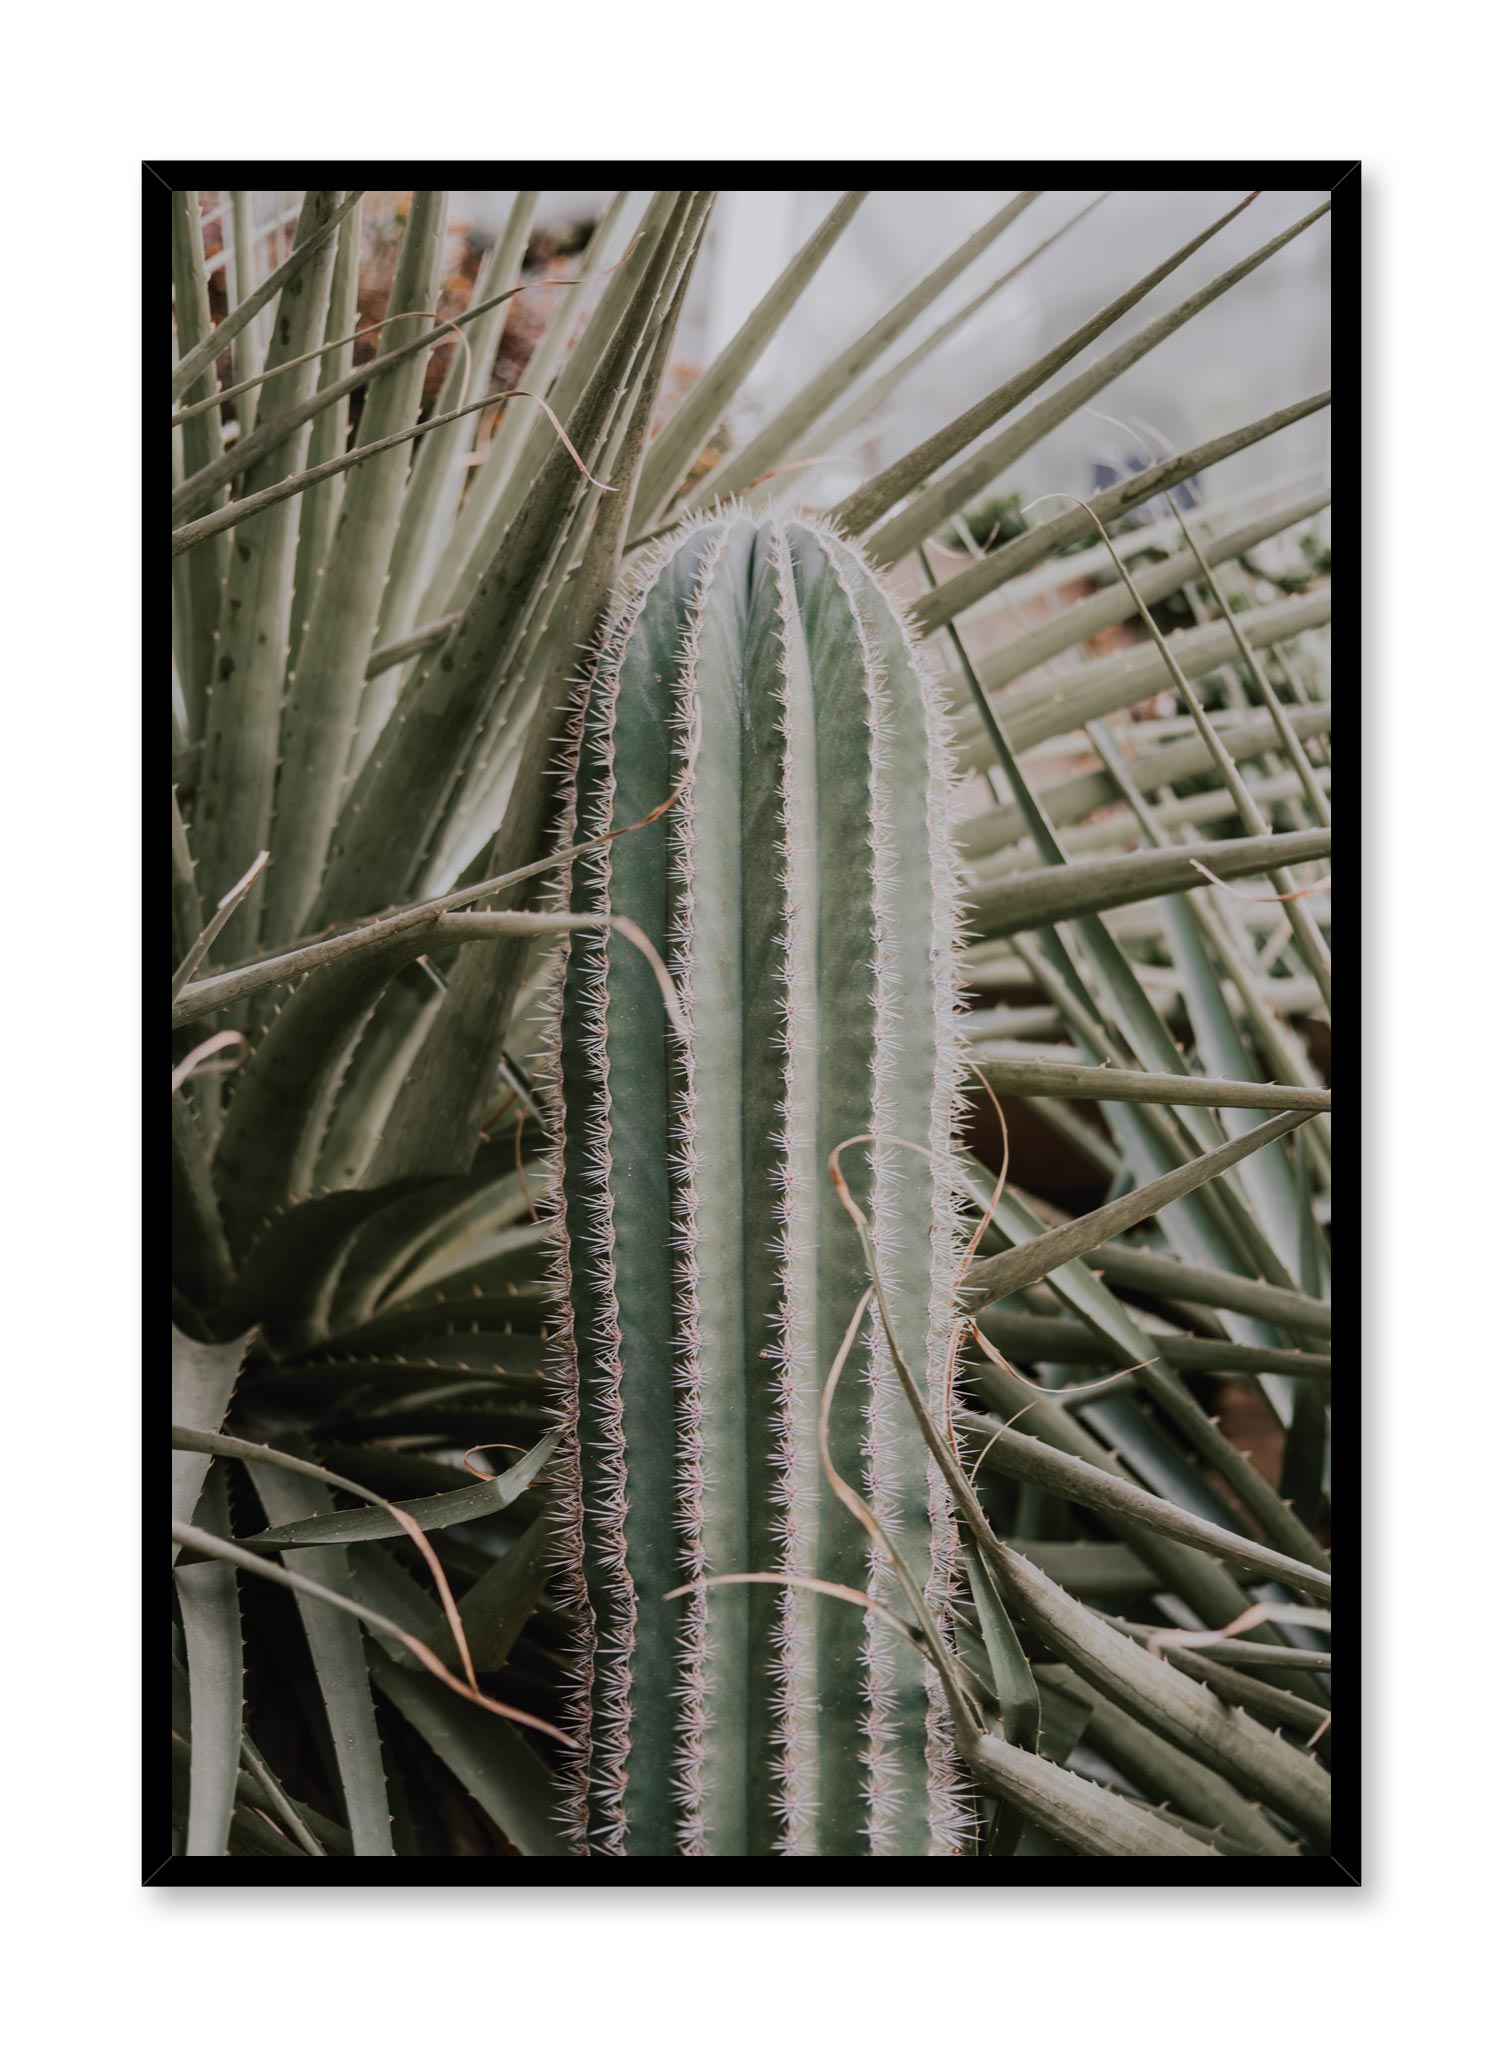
[1069,729,1332,1208]
[171,189,364,402]
[341,1545,568,1855]
[851,1088,1334,1792]
[238,1433,555,1550]
[170,192,228,729]
[306,193,708,936]
[981,489,1330,699]
[837,191,1257,540]
[406,217,704,894]
[175,1420,524,1515]
[915,390,1331,632]
[253,1351,546,1419]
[427,193,685,643]
[362,199,709,1186]
[429,201,700,865]
[313,963,442,1190]
[965,1724,1220,1857]
[237,1732,339,1855]
[953,594,1332,772]
[169,1734,306,1857]
[256,191,449,948]
[1108,1617,1330,1672]
[962,1534,1040,1745]
[634,189,868,530]
[867,198,1330,563]
[966,1339,1333,1713]
[1066,1388,1244,1537]
[967,778,1334,886]
[681,190,1042,515]
[966,1109,1314,1309]
[1165,892,1309,1249]
[966,1169,1328,1567]
[936,558,1303,1251]
[1122,1358,1329,1572]
[777,195,1111,497]
[176,1464,243,1856]
[426,1514,554,1675]
[172,253,613,546]
[1081,709,1332,1202]
[367,1650,566,1856]
[980,1308,1327,1384]
[1282,1136,1331,1525]
[1085,1240,1331,1341]
[171,853,267,1009]
[372,190,542,667]
[288,201,363,666]
[1034,1666,1296,1855]
[365,612,460,678]
[226,193,266,436]
[170,386,196,749]
[960,702,1332,863]
[1081,514,1332,1011]
[242,1461,393,1855]
[897,1374,1332,1841]
[170,1323,254,1558]
[965,1415,1326,1597]
[194,190,346,932]
[413,192,634,636]
[199,899,675,1269]
[962,1537,1041,1851]
[1167,495,1332,828]
[1155,1642,1331,1738]
[174,885,581,1026]
[331,1196,548,1335]
[297,1282,549,1364]
[1006,927,1295,1295]
[1006,1543,1157,1599]
[974,829,1329,939]
[322,1161,544,1333]
[170,787,201,972]
[974,1057,1328,1114]
[168,258,536,526]
[171,1089,234,1308]
[969,758,1330,866]
[214,1181,439,1354]
[976,1372,1309,1663]
[206,942,438,1254]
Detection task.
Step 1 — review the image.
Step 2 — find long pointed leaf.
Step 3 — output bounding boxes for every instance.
[966,1109,1316,1307]
[258,190,449,947]
[682,190,1041,513]
[170,192,228,730]
[194,190,345,933]
[868,198,1331,563]
[634,188,868,528]
[244,1462,394,1855]
[838,191,1257,539]
[171,189,365,401]
[915,391,1332,632]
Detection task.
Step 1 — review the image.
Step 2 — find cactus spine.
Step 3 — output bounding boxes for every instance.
[551,512,966,1856]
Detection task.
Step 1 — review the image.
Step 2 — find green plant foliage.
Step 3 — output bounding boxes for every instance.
[169,186,1333,1865]
[552,511,964,1855]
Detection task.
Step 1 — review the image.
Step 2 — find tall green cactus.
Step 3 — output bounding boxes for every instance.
[550,511,968,1856]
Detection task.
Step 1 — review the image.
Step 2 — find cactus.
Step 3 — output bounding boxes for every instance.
[172,190,1336,1866]
[549,511,968,1856]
